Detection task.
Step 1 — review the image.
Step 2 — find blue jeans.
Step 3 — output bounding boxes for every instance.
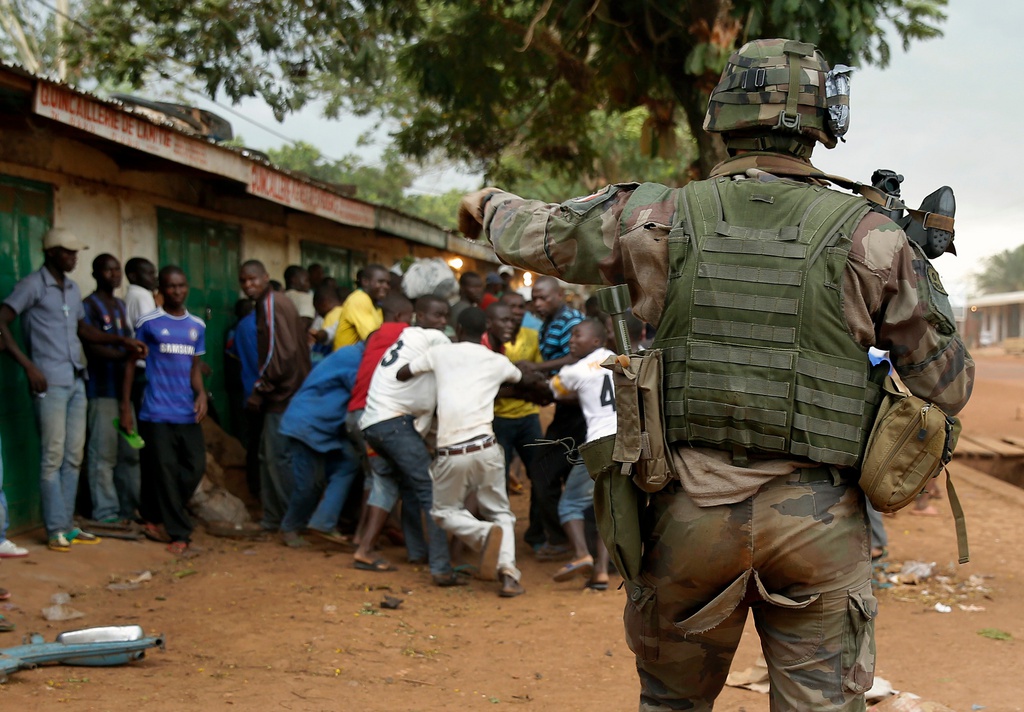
[363,416,452,577]
[86,398,141,520]
[281,437,360,534]
[259,412,294,531]
[34,379,87,537]
[558,461,595,524]
[366,452,429,563]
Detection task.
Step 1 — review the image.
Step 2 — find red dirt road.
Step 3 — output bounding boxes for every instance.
[0,352,1022,711]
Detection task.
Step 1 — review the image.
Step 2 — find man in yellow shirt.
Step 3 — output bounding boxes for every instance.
[332,265,391,350]
[491,291,554,552]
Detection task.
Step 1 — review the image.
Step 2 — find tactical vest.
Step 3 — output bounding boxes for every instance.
[649,174,886,467]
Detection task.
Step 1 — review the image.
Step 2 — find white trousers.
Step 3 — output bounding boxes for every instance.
[430,444,520,581]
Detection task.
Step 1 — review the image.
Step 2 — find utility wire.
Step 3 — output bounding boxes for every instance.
[24,0,397,170]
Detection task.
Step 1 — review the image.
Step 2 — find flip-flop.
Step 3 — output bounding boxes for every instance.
[584,580,609,591]
[309,529,354,548]
[353,558,396,572]
[0,615,14,633]
[0,588,10,601]
[553,557,594,582]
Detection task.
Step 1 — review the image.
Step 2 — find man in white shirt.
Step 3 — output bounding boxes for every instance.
[123,258,158,418]
[548,319,615,590]
[397,307,533,597]
[124,258,158,332]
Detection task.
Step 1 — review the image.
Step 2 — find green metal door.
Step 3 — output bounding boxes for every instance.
[300,241,365,291]
[0,176,52,532]
[157,209,241,436]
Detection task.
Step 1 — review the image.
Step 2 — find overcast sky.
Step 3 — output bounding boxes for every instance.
[201,0,1017,300]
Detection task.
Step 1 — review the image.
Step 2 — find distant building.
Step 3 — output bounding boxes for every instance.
[0,63,497,532]
[965,291,1024,349]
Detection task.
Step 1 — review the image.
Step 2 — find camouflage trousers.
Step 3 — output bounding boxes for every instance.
[626,469,876,711]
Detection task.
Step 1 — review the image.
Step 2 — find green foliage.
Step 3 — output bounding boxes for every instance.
[9,0,948,182]
[977,628,1012,641]
[974,244,1024,295]
[264,141,461,229]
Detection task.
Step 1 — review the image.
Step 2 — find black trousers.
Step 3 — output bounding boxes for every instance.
[527,402,587,548]
[138,421,205,542]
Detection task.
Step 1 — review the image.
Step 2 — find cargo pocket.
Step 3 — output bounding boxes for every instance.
[841,581,878,694]
[624,581,659,662]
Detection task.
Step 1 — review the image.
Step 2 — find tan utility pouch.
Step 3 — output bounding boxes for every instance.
[861,375,968,563]
[603,349,675,493]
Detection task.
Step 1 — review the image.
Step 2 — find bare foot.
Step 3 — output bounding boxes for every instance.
[910,505,940,516]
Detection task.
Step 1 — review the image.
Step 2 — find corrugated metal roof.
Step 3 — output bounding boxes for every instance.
[0,61,493,259]
[969,291,1024,308]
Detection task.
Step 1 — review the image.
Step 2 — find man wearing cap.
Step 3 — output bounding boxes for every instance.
[480,272,503,310]
[0,228,146,551]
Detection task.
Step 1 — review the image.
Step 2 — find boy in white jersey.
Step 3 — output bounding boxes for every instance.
[548,319,614,589]
[397,307,533,597]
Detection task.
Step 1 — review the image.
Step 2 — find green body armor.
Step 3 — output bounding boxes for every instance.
[649,175,886,466]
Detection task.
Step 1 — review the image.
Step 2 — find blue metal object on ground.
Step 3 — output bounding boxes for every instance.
[0,625,165,681]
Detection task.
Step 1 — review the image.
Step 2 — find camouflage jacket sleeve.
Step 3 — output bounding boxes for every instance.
[842,211,974,414]
[483,182,676,326]
[485,181,974,415]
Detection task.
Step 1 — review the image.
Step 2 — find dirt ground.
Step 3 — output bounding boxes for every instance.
[2,352,1024,711]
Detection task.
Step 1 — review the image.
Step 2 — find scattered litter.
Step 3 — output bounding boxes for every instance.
[958,604,985,612]
[933,603,952,614]
[129,571,152,584]
[977,628,1012,641]
[106,583,139,592]
[380,595,403,610]
[322,605,337,614]
[725,656,770,694]
[870,691,957,711]
[41,593,85,622]
[972,705,987,710]
[866,676,897,700]
[173,569,198,579]
[898,561,935,585]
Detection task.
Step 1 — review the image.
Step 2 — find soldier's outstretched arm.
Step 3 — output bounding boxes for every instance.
[474,184,653,285]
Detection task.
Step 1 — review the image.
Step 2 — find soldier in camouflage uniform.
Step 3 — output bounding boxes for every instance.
[459,38,974,711]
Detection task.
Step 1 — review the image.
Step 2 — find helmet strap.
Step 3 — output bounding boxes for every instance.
[780,41,813,130]
[725,135,815,159]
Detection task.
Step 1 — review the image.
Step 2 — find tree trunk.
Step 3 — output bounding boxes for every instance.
[672,77,728,180]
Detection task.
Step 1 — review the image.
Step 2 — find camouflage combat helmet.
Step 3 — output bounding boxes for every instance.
[704,38,850,158]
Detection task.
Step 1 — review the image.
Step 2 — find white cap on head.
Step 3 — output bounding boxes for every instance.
[42,227,88,252]
[497,264,515,277]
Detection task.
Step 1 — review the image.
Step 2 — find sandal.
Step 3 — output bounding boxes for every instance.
[309,529,353,548]
[553,557,594,582]
[142,523,172,544]
[0,614,14,633]
[167,541,189,556]
[353,557,396,572]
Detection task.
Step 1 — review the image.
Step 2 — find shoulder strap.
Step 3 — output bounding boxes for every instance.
[944,467,970,564]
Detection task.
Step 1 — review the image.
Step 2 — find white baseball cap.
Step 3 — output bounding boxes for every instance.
[42,228,88,252]
[497,265,515,277]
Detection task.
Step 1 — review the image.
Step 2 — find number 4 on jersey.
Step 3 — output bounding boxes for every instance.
[600,373,615,410]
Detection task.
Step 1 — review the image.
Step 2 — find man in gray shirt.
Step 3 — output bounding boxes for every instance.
[0,228,146,551]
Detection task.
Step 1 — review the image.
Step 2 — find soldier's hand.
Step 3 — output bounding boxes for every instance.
[457,188,501,240]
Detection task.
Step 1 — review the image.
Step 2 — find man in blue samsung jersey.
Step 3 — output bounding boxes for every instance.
[120,266,208,556]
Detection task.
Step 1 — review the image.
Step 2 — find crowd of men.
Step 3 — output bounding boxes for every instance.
[0,234,620,630]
